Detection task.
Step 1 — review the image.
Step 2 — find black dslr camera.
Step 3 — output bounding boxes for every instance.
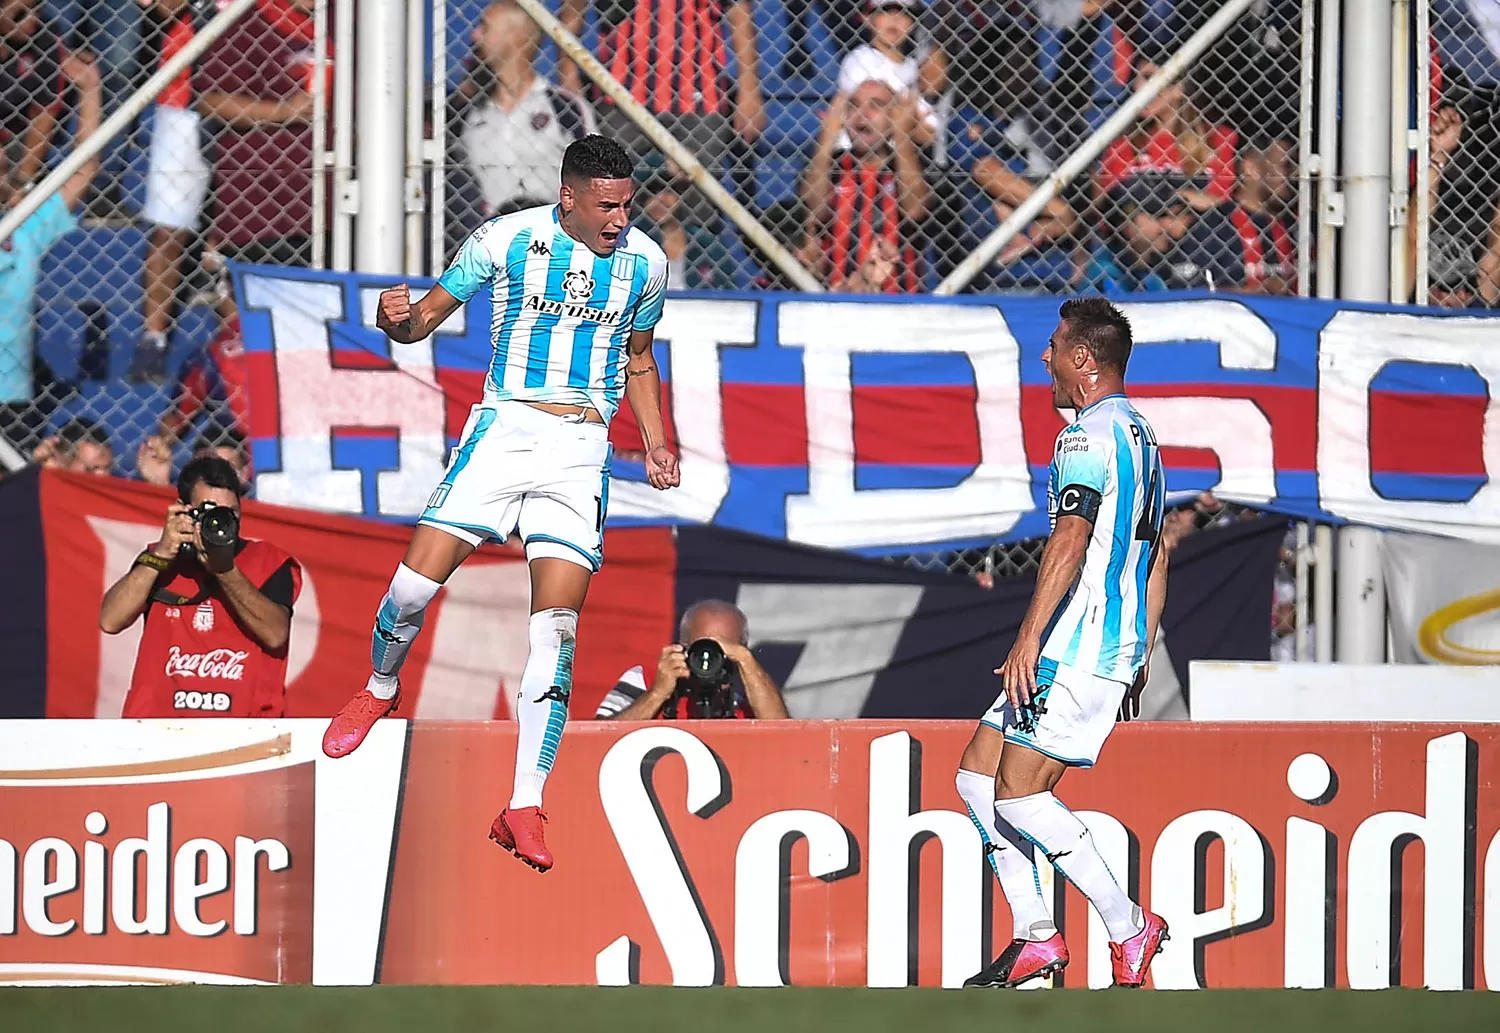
[179,501,240,557]
[681,638,738,718]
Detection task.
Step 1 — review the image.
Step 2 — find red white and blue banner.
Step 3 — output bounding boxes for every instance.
[233,266,1500,551]
[0,469,1276,721]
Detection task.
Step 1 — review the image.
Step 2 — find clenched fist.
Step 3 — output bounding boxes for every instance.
[646,445,680,490]
[375,284,412,335]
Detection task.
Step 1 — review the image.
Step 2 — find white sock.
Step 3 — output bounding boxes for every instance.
[995,791,1144,943]
[366,563,442,700]
[509,608,578,810]
[955,770,1056,940]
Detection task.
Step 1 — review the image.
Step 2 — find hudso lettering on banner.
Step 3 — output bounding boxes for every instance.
[236,271,1500,549]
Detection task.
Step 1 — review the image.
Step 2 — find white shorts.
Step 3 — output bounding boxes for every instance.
[980,658,1129,768]
[419,401,613,571]
[143,105,211,232]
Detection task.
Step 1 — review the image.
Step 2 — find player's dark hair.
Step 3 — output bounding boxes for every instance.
[561,135,633,184]
[1058,297,1133,373]
[177,455,245,504]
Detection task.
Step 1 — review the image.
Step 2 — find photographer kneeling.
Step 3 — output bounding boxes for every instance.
[100,456,302,717]
[598,600,789,720]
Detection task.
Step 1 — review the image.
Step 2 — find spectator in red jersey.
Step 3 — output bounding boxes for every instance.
[100,455,301,718]
[0,0,63,192]
[1096,58,1237,213]
[1166,137,1295,294]
[803,80,931,293]
[559,0,765,225]
[195,0,319,267]
[132,0,216,383]
[596,599,788,720]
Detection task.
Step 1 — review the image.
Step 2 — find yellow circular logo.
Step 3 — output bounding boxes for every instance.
[1417,588,1500,664]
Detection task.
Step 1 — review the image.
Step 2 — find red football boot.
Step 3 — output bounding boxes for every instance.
[963,933,1070,988]
[489,806,554,872]
[1110,909,1169,988]
[322,688,400,759]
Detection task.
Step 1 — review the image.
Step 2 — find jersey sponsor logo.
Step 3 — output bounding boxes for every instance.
[562,269,596,302]
[522,293,623,325]
[1058,436,1092,455]
[164,646,249,681]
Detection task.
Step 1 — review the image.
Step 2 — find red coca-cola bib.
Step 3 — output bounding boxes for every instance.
[122,538,302,718]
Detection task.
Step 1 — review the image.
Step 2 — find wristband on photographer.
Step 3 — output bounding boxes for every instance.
[134,550,171,573]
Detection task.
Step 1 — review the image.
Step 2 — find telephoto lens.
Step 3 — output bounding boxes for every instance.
[685,638,728,685]
[196,504,240,549]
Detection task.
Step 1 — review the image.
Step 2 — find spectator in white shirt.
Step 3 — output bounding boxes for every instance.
[836,0,943,148]
[454,0,595,221]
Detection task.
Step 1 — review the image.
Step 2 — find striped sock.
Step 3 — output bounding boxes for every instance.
[509,608,579,809]
[955,770,1056,940]
[995,790,1143,942]
[365,564,442,700]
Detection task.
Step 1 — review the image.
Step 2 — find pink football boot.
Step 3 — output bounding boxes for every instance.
[1110,910,1169,988]
[964,933,1070,988]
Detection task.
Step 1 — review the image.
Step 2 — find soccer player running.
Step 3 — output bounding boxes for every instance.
[321,136,678,873]
[957,298,1170,989]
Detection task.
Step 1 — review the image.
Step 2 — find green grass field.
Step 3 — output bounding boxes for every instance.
[2,987,1499,1033]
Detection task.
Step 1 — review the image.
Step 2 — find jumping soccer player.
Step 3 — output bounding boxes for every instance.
[321,135,678,873]
[956,297,1170,989]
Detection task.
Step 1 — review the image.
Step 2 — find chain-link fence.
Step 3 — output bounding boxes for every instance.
[440,0,1305,294]
[1,0,305,486]
[897,496,1263,579]
[3,0,1310,480]
[1411,0,1500,307]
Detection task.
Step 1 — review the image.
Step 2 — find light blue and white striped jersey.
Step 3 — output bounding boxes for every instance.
[1040,394,1165,684]
[436,204,669,422]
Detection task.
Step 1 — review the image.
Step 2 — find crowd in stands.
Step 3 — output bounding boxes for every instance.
[442,0,1307,295]
[1,0,1497,490]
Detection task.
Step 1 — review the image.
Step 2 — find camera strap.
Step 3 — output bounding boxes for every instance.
[151,583,213,608]
[146,537,246,608]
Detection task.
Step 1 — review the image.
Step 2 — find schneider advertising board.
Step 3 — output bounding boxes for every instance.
[0,720,1496,989]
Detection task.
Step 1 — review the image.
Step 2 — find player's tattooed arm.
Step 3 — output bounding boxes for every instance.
[376,283,462,342]
[624,329,681,490]
[996,515,1091,708]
